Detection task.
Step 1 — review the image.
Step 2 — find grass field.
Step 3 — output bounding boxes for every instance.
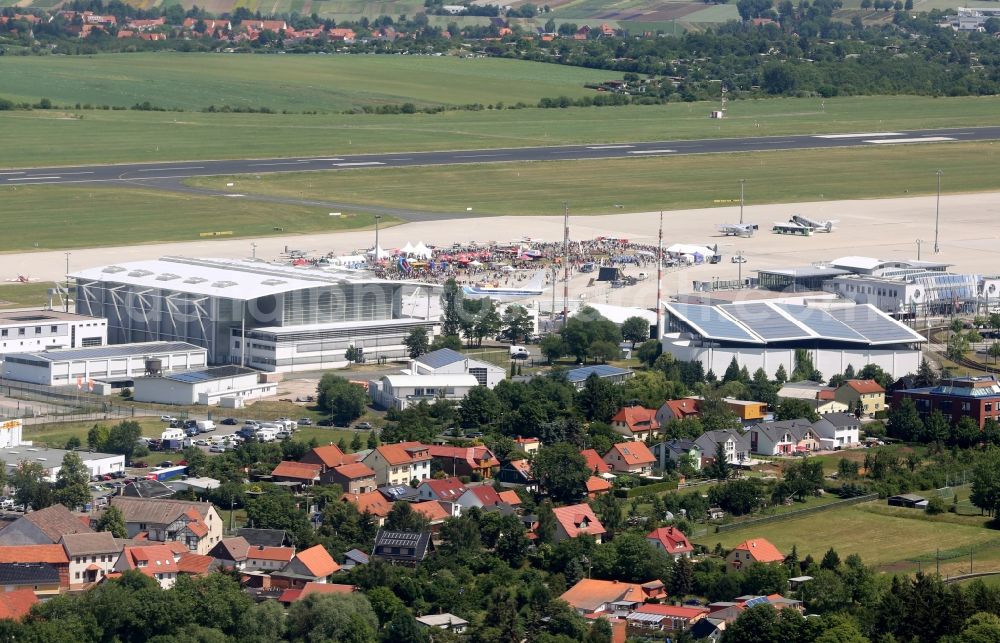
[0,282,58,310]
[0,53,617,112]
[23,417,164,449]
[3,95,999,168]
[186,141,1000,216]
[0,184,389,252]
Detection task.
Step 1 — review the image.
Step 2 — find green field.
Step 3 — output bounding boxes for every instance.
[185,141,1000,216]
[0,53,617,112]
[0,281,59,310]
[23,417,165,449]
[0,184,390,252]
[3,95,999,168]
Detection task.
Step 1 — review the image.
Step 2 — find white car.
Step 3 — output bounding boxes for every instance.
[731,255,747,264]
[209,444,226,453]
[160,415,176,422]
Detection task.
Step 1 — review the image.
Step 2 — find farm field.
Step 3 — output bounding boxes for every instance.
[0,184,390,252]
[185,141,1000,217]
[0,53,616,112]
[2,94,999,168]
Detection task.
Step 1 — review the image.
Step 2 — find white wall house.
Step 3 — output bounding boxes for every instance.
[0,447,124,481]
[410,348,506,389]
[0,311,107,359]
[133,366,276,406]
[369,374,480,411]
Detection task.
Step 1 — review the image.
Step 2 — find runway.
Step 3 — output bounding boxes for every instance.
[2,126,998,186]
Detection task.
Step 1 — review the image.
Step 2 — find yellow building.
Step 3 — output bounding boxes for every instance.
[834,380,886,416]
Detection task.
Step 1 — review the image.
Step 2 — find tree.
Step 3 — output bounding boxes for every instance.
[11,460,53,510]
[707,441,731,481]
[774,364,788,384]
[501,304,533,344]
[971,448,1000,517]
[350,432,363,452]
[723,356,742,384]
[886,397,924,441]
[383,611,428,643]
[441,277,463,337]
[749,368,779,410]
[285,593,378,643]
[430,334,462,352]
[459,385,501,429]
[345,345,362,363]
[924,409,951,444]
[540,334,566,364]
[592,490,623,538]
[533,443,590,502]
[317,374,368,425]
[85,505,126,541]
[791,349,822,382]
[621,316,650,348]
[821,547,841,570]
[952,416,981,449]
[671,556,694,596]
[104,420,143,464]
[384,501,429,532]
[588,340,620,364]
[775,398,820,423]
[54,452,91,509]
[536,500,557,544]
[636,339,662,367]
[403,326,430,359]
[947,332,970,361]
[576,373,622,423]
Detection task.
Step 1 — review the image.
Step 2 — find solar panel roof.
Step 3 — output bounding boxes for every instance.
[825,305,924,344]
[666,303,762,343]
[164,365,257,383]
[565,365,634,382]
[773,304,867,343]
[415,348,467,369]
[17,342,204,363]
[721,303,809,341]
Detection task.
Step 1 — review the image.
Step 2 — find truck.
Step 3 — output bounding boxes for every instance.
[145,465,188,482]
[196,420,216,433]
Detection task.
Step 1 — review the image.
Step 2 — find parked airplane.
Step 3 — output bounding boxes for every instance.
[772,221,815,236]
[789,214,838,232]
[717,223,759,237]
[463,271,547,301]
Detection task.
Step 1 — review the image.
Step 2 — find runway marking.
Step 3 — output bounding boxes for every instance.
[814,132,904,139]
[224,194,245,197]
[388,157,414,161]
[454,153,508,158]
[628,149,676,155]
[8,176,62,180]
[0,171,25,175]
[333,162,385,167]
[55,171,95,176]
[587,145,635,150]
[301,158,343,161]
[135,166,205,172]
[248,161,307,167]
[866,137,955,144]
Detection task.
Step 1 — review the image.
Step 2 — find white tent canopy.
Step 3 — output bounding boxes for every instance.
[368,245,393,259]
[666,243,715,256]
[412,242,432,259]
[401,241,415,255]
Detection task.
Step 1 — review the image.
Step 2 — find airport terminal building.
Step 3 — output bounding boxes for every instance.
[71,257,439,373]
[661,301,926,380]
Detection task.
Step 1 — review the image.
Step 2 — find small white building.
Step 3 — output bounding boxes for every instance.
[0,310,107,359]
[1,342,207,387]
[369,374,480,411]
[410,348,505,389]
[416,613,469,633]
[0,446,124,481]
[133,366,276,406]
[0,419,24,448]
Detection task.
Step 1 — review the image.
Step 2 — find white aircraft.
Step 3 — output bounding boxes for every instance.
[463,270,547,301]
[772,221,814,236]
[789,214,838,233]
[717,223,759,237]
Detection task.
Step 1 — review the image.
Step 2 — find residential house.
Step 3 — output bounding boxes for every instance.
[603,441,655,476]
[427,444,499,479]
[0,544,69,589]
[835,379,885,416]
[626,604,709,633]
[369,374,481,411]
[270,461,321,486]
[778,381,849,415]
[108,498,222,554]
[416,613,469,633]
[241,19,288,32]
[747,419,819,456]
[121,479,175,499]
[372,529,434,566]
[552,503,606,544]
[725,538,785,572]
[695,430,751,467]
[559,578,667,615]
[271,544,339,589]
[341,548,369,571]
[126,17,165,30]
[208,537,251,570]
[893,375,1000,429]
[0,504,93,545]
[277,581,356,605]
[114,545,179,589]
[0,563,62,596]
[646,526,693,560]
[61,531,121,587]
[811,412,861,449]
[326,462,377,494]
[245,545,295,572]
[341,490,393,525]
[514,437,540,455]
[581,449,612,475]
[563,365,634,390]
[658,397,768,426]
[411,501,451,534]
[235,528,289,548]
[361,442,432,486]
[496,459,537,491]
[610,406,660,442]
[656,398,701,425]
[327,27,356,42]
[651,439,702,471]
[497,490,522,507]
[300,444,352,472]
[417,477,468,503]
[0,587,38,620]
[586,476,613,499]
[456,486,506,513]
[175,550,216,577]
[410,347,505,388]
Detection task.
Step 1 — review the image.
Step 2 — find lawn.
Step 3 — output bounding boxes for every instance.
[186,141,1000,216]
[0,185,389,252]
[0,53,616,112]
[697,498,1000,573]
[23,417,164,449]
[0,282,59,310]
[3,95,999,168]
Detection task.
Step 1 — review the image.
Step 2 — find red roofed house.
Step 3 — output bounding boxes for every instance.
[301,444,350,470]
[497,459,538,492]
[0,544,70,589]
[245,545,295,572]
[176,551,216,576]
[626,603,709,634]
[456,486,505,512]
[611,406,660,442]
[603,442,655,476]
[327,27,356,42]
[411,500,451,529]
[327,462,377,494]
[278,581,356,605]
[272,544,339,589]
[552,504,606,543]
[559,578,667,616]
[515,436,541,455]
[114,544,179,589]
[241,19,287,32]
[417,477,468,503]
[362,442,432,486]
[0,588,38,621]
[835,379,886,416]
[271,461,321,486]
[427,444,499,479]
[581,449,612,475]
[656,399,701,424]
[586,476,612,499]
[341,490,393,525]
[726,538,785,572]
[108,498,222,555]
[646,526,693,560]
[497,490,522,506]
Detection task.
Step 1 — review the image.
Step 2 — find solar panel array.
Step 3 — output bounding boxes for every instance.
[667,303,761,343]
[826,305,921,343]
[773,304,867,342]
[565,365,634,382]
[167,365,253,383]
[32,341,202,362]
[722,303,808,340]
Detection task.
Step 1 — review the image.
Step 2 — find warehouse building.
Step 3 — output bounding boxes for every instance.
[0,310,107,359]
[0,446,124,481]
[133,365,277,407]
[71,257,439,372]
[661,301,925,380]
[1,342,206,386]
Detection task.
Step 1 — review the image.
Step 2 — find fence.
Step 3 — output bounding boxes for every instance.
[712,493,880,534]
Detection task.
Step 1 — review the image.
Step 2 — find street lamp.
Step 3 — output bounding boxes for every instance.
[739,179,746,224]
[915,239,923,261]
[934,170,943,254]
[374,215,383,265]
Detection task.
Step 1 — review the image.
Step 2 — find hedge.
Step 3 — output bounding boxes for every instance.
[615,480,679,498]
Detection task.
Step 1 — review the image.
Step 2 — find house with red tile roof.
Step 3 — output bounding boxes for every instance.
[301,444,350,470]
[362,442,432,486]
[725,538,785,572]
[611,406,660,442]
[278,582,356,605]
[327,462,377,494]
[417,477,468,503]
[245,545,295,572]
[646,526,693,560]
[551,504,606,543]
[107,498,222,555]
[514,436,540,455]
[114,544,179,589]
[271,461,321,486]
[656,399,702,425]
[497,490,522,506]
[341,490,393,525]
[586,476,612,498]
[411,500,451,528]
[456,485,506,513]
[427,445,500,479]
[0,587,38,620]
[559,578,667,615]
[581,449,612,475]
[0,544,70,589]
[497,459,537,491]
[626,603,709,633]
[176,551,216,576]
[835,379,886,416]
[327,28,356,42]
[603,442,655,475]
[272,544,339,589]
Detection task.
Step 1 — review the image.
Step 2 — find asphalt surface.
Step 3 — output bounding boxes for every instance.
[2,126,999,187]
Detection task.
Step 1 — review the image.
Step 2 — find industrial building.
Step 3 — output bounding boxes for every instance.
[409,348,506,389]
[0,446,124,481]
[892,375,1000,429]
[661,301,926,380]
[132,365,277,407]
[71,256,439,372]
[369,374,481,411]
[0,310,106,359]
[1,342,206,387]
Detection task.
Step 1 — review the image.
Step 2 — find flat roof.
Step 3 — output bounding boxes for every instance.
[248,318,432,334]
[157,366,258,384]
[756,266,852,278]
[0,447,122,468]
[4,341,204,363]
[676,289,831,304]
[564,365,634,383]
[383,374,480,388]
[0,311,103,325]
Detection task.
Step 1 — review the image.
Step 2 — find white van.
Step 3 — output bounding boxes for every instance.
[196,420,216,433]
[509,345,529,360]
[256,428,278,442]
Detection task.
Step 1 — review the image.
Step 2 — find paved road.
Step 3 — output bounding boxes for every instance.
[2,126,998,186]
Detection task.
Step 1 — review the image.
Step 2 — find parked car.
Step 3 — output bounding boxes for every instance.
[195,439,209,446]
[161,461,174,468]
[160,415,175,422]
[356,422,372,430]
[276,430,292,440]
[209,444,226,453]
[298,418,313,426]
[221,418,238,426]
[317,419,334,427]
[0,498,15,510]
